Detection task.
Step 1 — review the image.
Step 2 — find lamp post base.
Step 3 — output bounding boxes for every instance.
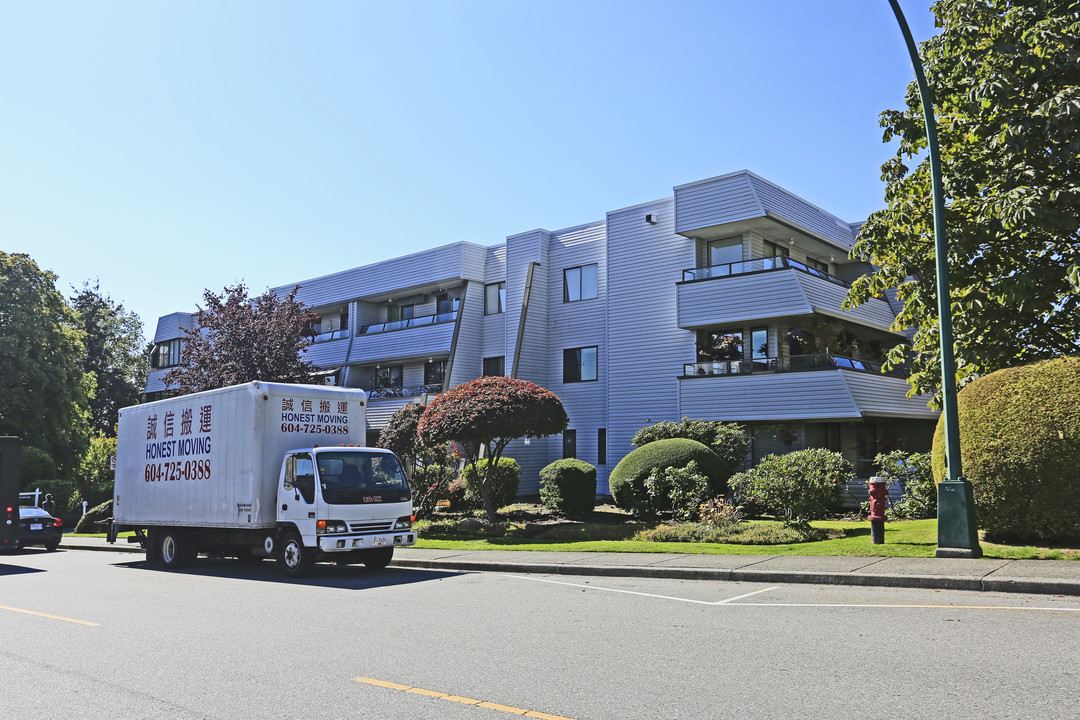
[936,478,982,558]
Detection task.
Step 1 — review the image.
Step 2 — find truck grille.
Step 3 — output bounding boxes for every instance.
[350,521,394,533]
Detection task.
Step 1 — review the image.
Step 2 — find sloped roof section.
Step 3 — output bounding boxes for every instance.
[674,170,859,249]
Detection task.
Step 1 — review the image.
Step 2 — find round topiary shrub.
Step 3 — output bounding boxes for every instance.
[462,457,521,511]
[931,356,1080,543]
[539,459,597,519]
[609,438,726,517]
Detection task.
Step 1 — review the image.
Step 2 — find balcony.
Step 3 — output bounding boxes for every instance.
[361,310,457,335]
[682,256,847,286]
[682,354,908,379]
[367,383,444,401]
[677,257,897,331]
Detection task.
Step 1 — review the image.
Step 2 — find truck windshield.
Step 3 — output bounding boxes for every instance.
[315,451,411,505]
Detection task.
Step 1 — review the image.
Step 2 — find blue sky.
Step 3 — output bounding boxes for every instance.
[2,1,937,339]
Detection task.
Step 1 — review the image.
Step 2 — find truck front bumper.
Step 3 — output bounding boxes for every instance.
[318,532,417,553]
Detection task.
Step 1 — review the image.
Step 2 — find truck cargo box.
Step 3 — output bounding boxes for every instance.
[115,382,367,529]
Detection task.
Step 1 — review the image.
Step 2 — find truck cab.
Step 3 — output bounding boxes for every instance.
[276,446,416,577]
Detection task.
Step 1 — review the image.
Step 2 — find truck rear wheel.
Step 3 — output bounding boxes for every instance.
[277,530,315,578]
[159,529,195,568]
[364,547,394,570]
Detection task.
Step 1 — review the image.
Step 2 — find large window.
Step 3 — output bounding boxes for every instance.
[563,264,598,302]
[485,282,506,315]
[424,360,446,386]
[751,327,769,362]
[375,366,403,389]
[482,356,505,377]
[708,237,743,267]
[563,346,598,383]
[150,339,182,369]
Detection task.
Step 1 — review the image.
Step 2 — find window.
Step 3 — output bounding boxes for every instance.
[485,282,506,315]
[436,294,457,316]
[387,304,414,323]
[563,429,577,459]
[563,346,598,383]
[424,360,446,386]
[751,327,769,361]
[806,258,829,274]
[151,339,182,368]
[482,356,505,377]
[708,237,742,267]
[764,240,790,258]
[563,264,598,302]
[597,428,606,465]
[375,366,403,389]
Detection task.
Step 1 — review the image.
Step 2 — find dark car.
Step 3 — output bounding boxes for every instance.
[16,506,63,551]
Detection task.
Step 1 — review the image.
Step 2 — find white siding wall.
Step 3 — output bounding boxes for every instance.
[448,280,484,387]
[604,198,695,494]
[544,222,607,493]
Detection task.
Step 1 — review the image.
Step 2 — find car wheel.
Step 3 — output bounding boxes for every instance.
[44,539,60,552]
[276,531,314,578]
[159,530,194,568]
[364,547,394,570]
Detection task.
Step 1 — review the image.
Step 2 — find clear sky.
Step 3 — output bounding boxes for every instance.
[2,0,938,340]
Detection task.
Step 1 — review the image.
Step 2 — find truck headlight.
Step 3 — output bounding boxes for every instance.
[317,520,348,534]
[394,516,412,530]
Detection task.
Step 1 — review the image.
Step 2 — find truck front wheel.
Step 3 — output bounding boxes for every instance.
[364,547,394,570]
[277,531,315,578]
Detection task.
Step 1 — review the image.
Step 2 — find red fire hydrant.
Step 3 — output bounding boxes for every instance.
[868,476,887,544]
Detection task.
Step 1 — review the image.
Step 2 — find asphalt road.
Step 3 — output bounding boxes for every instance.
[3,549,1079,719]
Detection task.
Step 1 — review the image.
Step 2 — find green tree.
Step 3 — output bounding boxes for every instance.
[416,376,568,522]
[845,0,1080,403]
[165,283,320,395]
[77,431,116,507]
[0,253,92,478]
[70,281,148,435]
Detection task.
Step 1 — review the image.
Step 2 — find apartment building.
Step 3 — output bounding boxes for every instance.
[145,170,939,496]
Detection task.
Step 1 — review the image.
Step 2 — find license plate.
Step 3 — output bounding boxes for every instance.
[372,535,388,547]
[30,523,43,531]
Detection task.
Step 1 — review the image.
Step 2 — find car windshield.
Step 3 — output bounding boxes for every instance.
[19,507,49,518]
[315,451,410,505]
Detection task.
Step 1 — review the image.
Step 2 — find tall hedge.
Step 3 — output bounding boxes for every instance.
[931,357,1080,543]
[609,438,725,517]
[539,459,596,519]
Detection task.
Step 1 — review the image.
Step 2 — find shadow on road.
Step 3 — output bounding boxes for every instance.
[114,556,463,589]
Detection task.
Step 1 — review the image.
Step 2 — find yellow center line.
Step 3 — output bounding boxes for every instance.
[355,677,577,720]
[0,604,100,626]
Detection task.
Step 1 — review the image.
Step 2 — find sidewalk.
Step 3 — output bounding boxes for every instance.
[60,535,1080,597]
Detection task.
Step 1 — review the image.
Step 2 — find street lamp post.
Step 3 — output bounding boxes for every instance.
[888,0,980,558]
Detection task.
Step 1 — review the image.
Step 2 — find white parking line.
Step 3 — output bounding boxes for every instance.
[505,575,778,606]
[503,575,1080,613]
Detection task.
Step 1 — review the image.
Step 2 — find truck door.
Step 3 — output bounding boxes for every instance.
[280,453,317,537]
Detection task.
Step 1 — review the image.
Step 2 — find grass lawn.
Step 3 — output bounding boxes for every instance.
[415,517,1080,560]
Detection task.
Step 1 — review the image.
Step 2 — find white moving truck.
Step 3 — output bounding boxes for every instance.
[110,381,416,577]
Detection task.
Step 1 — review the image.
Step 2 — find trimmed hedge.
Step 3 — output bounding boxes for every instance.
[631,418,748,480]
[539,459,596,519]
[931,357,1080,543]
[609,439,725,517]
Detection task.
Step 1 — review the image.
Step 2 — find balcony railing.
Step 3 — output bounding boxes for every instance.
[360,310,457,335]
[367,383,444,400]
[682,256,849,287]
[682,354,907,378]
[312,328,350,343]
